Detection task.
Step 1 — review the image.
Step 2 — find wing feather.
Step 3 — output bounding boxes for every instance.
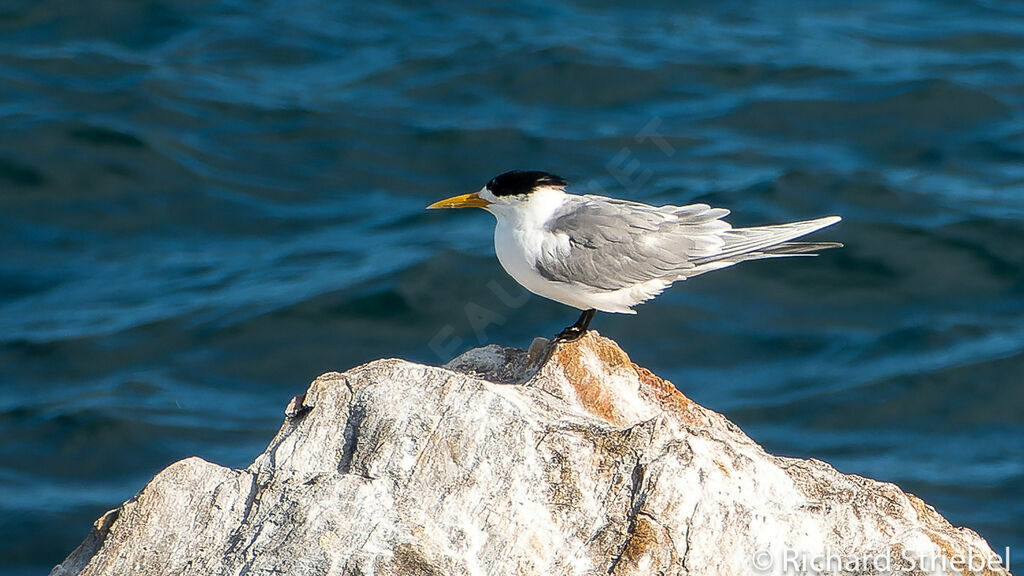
[535,196,732,291]
[534,195,839,293]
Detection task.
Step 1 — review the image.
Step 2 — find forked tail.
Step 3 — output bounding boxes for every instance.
[685,216,842,277]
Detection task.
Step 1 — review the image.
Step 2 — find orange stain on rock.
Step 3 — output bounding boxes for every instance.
[551,332,706,428]
[611,516,661,574]
[552,333,630,426]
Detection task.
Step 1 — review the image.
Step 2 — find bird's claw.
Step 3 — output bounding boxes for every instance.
[552,326,588,344]
[552,308,596,344]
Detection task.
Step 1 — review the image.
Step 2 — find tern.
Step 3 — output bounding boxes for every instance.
[428,170,841,342]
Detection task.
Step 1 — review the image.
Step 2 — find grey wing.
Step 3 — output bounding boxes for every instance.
[534,196,732,291]
[535,195,841,292]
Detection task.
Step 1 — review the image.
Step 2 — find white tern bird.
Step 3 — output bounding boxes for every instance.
[428,170,841,342]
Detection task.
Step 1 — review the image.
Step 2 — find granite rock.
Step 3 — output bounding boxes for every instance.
[52,333,1011,576]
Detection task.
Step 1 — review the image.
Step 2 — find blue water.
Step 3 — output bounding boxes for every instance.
[2,1,1023,573]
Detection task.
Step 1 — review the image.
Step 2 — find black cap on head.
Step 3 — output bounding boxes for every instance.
[486,170,567,197]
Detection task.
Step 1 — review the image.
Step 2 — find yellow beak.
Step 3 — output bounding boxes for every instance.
[427,192,490,210]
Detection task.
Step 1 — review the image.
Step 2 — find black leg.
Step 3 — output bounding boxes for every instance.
[553,308,596,343]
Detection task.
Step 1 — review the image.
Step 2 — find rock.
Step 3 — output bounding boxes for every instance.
[51,332,1011,576]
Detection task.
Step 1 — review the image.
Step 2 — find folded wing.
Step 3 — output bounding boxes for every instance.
[535,195,840,293]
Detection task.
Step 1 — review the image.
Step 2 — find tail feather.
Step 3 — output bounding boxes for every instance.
[682,216,841,279]
[761,241,844,255]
